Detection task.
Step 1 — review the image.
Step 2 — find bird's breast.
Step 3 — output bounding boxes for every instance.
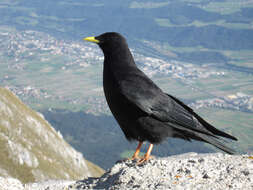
[103,65,124,115]
[103,65,143,126]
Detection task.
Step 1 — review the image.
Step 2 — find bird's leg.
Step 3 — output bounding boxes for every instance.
[131,141,143,160]
[138,143,153,164]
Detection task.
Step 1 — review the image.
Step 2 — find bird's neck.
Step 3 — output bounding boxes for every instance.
[103,48,136,71]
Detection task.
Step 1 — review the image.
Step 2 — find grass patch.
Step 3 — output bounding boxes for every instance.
[196,107,253,153]
[58,1,104,7]
[0,0,19,5]
[129,1,169,9]
[192,70,253,96]
[230,62,253,69]
[155,18,252,29]
[224,50,253,69]
[180,0,203,2]
[0,138,35,183]
[197,0,253,15]
[154,76,212,100]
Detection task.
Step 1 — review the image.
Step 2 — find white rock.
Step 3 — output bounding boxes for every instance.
[68,153,253,190]
[0,177,24,190]
[24,180,74,190]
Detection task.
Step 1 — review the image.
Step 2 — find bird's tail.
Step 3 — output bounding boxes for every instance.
[198,133,237,155]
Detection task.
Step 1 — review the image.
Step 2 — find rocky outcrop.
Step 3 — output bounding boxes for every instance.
[70,153,253,190]
[0,87,104,184]
[0,177,73,190]
[0,177,24,190]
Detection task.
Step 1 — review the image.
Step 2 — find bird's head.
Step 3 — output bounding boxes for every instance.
[83,32,129,55]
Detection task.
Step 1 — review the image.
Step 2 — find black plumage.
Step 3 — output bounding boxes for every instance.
[84,32,237,162]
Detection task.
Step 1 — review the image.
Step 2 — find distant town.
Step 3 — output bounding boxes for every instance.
[4,84,253,114]
[2,30,103,70]
[1,29,253,114]
[189,92,253,113]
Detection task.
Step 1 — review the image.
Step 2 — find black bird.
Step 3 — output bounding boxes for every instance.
[84,32,237,163]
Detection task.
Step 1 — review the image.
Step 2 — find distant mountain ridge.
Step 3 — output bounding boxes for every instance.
[0,0,253,50]
[0,87,104,183]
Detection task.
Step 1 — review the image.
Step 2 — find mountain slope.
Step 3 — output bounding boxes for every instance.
[0,87,104,183]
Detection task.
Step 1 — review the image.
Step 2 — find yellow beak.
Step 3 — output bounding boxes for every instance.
[83,36,99,43]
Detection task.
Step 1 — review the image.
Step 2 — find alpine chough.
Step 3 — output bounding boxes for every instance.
[84,32,237,163]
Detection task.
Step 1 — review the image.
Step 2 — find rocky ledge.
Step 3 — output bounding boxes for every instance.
[70,153,253,190]
[1,153,252,190]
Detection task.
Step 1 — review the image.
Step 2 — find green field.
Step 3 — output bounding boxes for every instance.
[225,50,253,69]
[129,1,169,9]
[154,76,212,100]
[20,62,104,111]
[197,0,253,15]
[156,18,253,30]
[197,107,253,153]
[192,70,253,96]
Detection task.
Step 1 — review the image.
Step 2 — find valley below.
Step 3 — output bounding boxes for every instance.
[1,0,253,169]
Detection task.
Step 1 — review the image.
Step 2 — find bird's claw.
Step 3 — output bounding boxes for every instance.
[137,158,148,165]
[137,155,154,165]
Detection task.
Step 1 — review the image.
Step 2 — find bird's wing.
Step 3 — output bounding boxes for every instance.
[167,93,237,140]
[118,71,216,136]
